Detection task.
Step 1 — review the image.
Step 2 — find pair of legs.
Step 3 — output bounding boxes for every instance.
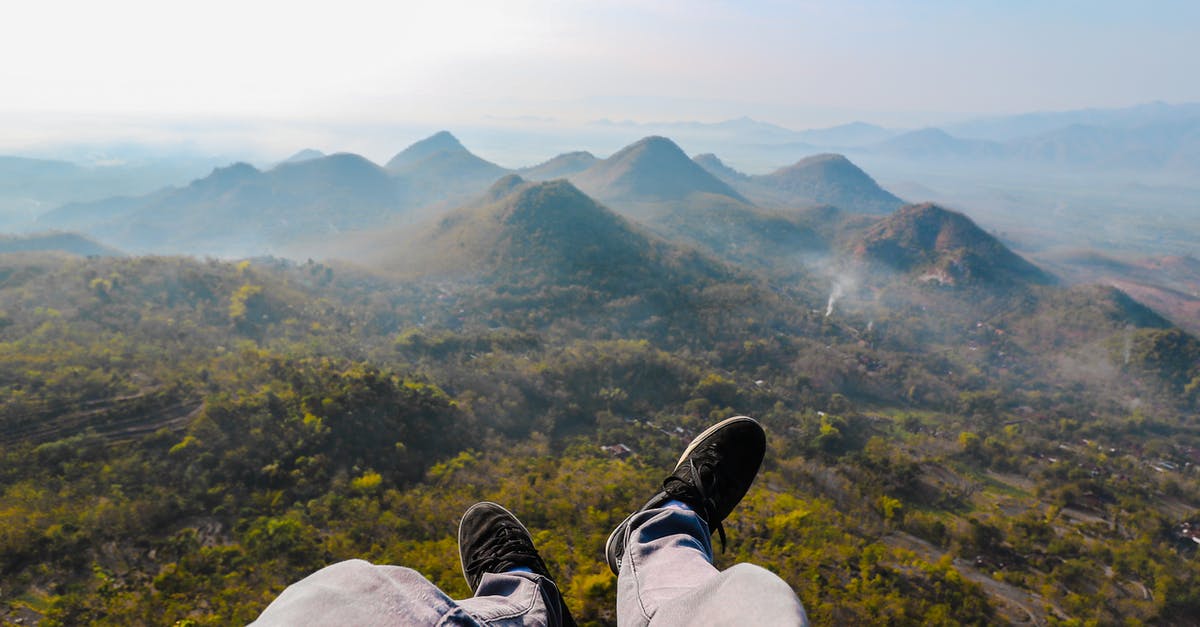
[252,416,809,626]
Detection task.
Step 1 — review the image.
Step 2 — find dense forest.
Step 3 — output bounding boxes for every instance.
[0,245,1197,626]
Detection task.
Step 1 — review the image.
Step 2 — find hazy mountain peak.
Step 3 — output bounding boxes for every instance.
[211,162,259,177]
[191,162,260,189]
[621,135,684,155]
[519,151,597,180]
[497,178,598,224]
[481,173,528,202]
[751,153,903,213]
[268,152,391,186]
[282,148,325,163]
[385,130,471,172]
[572,135,745,203]
[692,153,749,182]
[417,130,465,151]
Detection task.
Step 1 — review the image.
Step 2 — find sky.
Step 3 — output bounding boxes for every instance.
[2,0,1199,160]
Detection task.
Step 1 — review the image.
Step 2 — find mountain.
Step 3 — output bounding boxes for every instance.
[592,116,804,144]
[641,192,829,276]
[0,156,215,228]
[385,131,506,178]
[794,122,898,147]
[947,101,1200,141]
[0,155,84,185]
[280,148,325,164]
[0,232,122,257]
[1006,119,1200,171]
[519,151,598,180]
[475,173,528,204]
[571,136,745,204]
[379,177,732,294]
[1041,250,1200,334]
[692,153,750,184]
[749,153,905,213]
[40,154,402,255]
[866,108,1200,172]
[852,203,1054,286]
[870,128,1006,160]
[384,131,511,210]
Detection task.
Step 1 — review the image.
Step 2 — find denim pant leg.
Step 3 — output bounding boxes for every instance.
[460,570,568,626]
[617,508,809,627]
[251,558,563,626]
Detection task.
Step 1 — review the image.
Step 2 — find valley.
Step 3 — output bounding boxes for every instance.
[1,122,1199,624]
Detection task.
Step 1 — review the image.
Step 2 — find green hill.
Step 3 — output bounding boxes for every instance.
[852,203,1055,286]
[381,177,733,294]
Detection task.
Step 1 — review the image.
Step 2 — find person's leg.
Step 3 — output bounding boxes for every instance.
[250,559,481,626]
[617,507,808,626]
[616,506,718,622]
[606,416,808,626]
[251,558,565,626]
[253,501,575,627]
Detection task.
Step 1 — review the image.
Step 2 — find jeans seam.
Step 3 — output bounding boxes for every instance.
[627,519,655,622]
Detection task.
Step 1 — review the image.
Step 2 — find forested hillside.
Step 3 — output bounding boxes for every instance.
[1,240,1198,625]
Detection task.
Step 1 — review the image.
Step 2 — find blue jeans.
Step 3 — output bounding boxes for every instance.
[252,507,807,626]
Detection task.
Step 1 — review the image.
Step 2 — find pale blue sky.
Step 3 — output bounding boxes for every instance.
[2,0,1197,155]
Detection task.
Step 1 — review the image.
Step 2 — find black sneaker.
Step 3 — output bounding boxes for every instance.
[458,502,577,626]
[604,415,766,575]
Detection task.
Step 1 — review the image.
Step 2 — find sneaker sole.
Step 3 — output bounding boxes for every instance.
[604,415,761,574]
[459,501,534,592]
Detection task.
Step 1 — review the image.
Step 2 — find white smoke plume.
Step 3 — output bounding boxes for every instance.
[825,282,843,317]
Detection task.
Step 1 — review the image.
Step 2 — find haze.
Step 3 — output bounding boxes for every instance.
[3,0,1200,160]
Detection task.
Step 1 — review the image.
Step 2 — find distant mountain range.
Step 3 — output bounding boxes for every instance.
[6,102,1199,238]
[0,155,222,229]
[32,131,905,257]
[591,103,1200,174]
[945,101,1200,142]
[40,154,401,256]
[842,101,1200,174]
